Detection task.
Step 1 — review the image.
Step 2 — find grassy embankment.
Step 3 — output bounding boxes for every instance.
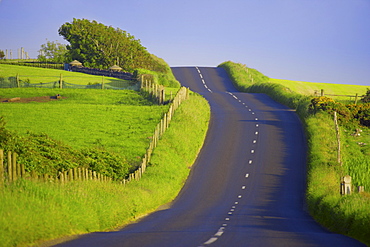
[0,66,210,246]
[219,61,370,245]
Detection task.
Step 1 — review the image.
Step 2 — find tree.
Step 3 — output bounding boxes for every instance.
[0,50,5,59]
[37,40,68,63]
[58,18,166,72]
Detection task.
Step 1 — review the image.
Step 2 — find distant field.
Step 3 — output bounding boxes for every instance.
[270,78,368,101]
[0,64,131,86]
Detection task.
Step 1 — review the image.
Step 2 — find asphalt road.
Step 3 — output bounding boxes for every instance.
[56,67,364,247]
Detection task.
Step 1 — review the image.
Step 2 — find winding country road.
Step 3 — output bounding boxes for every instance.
[57,67,364,247]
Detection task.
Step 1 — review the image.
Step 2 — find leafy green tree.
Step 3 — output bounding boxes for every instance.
[0,50,5,59]
[58,18,166,72]
[37,40,68,63]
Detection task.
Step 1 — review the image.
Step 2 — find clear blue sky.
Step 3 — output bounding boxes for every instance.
[1,0,369,86]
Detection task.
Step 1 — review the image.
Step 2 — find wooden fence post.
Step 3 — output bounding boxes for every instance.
[20,163,25,178]
[68,169,73,181]
[354,93,358,105]
[101,76,105,89]
[321,89,324,96]
[7,151,12,182]
[0,150,4,186]
[16,74,20,88]
[334,112,341,166]
[161,89,165,104]
[59,74,63,89]
[60,172,65,184]
[73,167,78,180]
[11,152,19,181]
[63,171,68,182]
[163,113,168,131]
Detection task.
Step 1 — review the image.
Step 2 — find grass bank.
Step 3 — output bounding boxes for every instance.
[136,55,180,88]
[218,61,370,245]
[0,92,210,247]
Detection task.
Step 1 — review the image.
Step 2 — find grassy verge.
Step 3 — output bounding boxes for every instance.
[218,61,370,245]
[0,92,210,247]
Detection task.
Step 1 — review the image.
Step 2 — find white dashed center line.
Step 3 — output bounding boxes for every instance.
[201,89,264,246]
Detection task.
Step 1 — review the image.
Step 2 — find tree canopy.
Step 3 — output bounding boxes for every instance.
[0,50,5,59]
[58,18,166,72]
[37,40,67,63]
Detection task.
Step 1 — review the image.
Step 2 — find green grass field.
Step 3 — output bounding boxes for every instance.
[0,64,132,87]
[0,93,211,247]
[270,78,368,102]
[0,88,168,163]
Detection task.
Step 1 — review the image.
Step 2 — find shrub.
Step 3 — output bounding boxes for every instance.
[0,123,130,179]
[310,96,335,111]
[361,88,370,103]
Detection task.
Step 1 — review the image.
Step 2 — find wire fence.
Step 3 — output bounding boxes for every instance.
[0,75,140,90]
[0,61,135,81]
[0,61,64,70]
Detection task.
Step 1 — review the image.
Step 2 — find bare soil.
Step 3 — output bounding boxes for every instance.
[1,96,66,103]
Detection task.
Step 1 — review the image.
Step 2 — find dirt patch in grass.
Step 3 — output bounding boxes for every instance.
[1,95,66,103]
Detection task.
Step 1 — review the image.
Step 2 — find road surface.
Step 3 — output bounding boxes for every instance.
[56,67,364,247]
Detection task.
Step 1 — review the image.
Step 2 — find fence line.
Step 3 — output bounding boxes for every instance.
[139,74,166,105]
[314,89,359,104]
[69,66,134,81]
[123,86,189,184]
[0,61,64,70]
[0,74,139,90]
[0,150,111,184]
[0,61,135,81]
[0,86,189,186]
[333,111,341,166]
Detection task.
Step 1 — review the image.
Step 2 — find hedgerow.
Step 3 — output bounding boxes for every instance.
[0,117,130,179]
[310,96,370,127]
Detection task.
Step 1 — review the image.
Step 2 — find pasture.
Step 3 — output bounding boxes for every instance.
[0,92,211,247]
[0,88,168,163]
[0,64,133,87]
[270,78,368,102]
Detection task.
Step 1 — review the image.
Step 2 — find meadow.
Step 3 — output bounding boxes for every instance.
[270,78,368,102]
[0,88,168,163]
[0,64,133,87]
[219,61,370,245]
